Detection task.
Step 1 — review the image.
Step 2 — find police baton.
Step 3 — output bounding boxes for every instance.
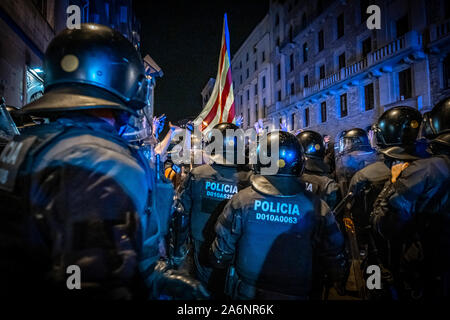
[333,191,354,217]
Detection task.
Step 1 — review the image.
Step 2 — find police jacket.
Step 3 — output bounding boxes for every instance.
[0,114,153,299]
[300,158,341,209]
[179,163,252,246]
[371,155,450,275]
[348,160,391,228]
[211,175,347,298]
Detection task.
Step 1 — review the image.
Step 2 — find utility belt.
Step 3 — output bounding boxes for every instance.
[226,266,308,300]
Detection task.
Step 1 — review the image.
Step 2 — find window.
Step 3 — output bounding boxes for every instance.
[263,99,267,117]
[303,42,308,63]
[254,83,258,95]
[240,95,243,105]
[337,13,344,39]
[240,61,242,69]
[262,51,266,62]
[318,30,324,52]
[340,93,348,117]
[262,76,266,89]
[319,65,325,79]
[304,108,310,127]
[275,14,280,26]
[277,90,282,101]
[254,60,258,71]
[290,82,295,95]
[277,63,281,81]
[246,52,249,62]
[301,13,307,30]
[289,53,294,72]
[246,68,249,79]
[317,0,323,15]
[446,1,450,19]
[339,52,346,69]
[360,0,370,24]
[247,108,250,126]
[120,6,128,23]
[321,101,327,122]
[247,90,250,101]
[105,3,110,21]
[291,113,295,130]
[396,15,409,38]
[399,68,412,99]
[255,103,259,121]
[364,83,375,110]
[304,74,309,88]
[240,75,242,84]
[289,25,293,43]
[443,55,450,88]
[279,118,283,129]
[362,37,372,57]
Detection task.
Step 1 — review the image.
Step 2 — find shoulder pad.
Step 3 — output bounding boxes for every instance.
[0,136,37,192]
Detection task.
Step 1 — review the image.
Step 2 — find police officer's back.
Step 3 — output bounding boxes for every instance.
[348,106,423,230]
[297,130,341,209]
[371,99,450,300]
[210,131,347,300]
[175,123,252,292]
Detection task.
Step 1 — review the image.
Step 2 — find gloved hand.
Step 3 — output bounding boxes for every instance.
[154,260,210,300]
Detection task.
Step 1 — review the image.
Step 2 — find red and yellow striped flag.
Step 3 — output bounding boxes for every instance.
[195,14,235,132]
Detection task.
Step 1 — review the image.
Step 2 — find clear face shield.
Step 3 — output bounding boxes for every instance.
[418,112,434,140]
[121,76,154,143]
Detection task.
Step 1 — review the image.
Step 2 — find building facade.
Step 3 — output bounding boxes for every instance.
[232,0,450,140]
[0,0,144,110]
[231,14,273,130]
[201,78,216,107]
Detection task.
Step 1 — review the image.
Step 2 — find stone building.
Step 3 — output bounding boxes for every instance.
[201,78,216,107]
[0,0,144,110]
[0,0,67,108]
[232,0,450,140]
[231,14,273,129]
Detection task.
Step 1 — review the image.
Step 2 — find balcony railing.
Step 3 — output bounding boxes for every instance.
[429,18,450,43]
[299,31,421,99]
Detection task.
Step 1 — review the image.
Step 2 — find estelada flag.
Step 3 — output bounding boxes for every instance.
[194,14,235,132]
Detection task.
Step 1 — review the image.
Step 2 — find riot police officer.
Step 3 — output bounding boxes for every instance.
[210,131,348,300]
[348,106,424,234]
[371,99,450,300]
[297,130,341,209]
[173,122,252,294]
[335,128,378,196]
[0,24,205,300]
[340,106,423,299]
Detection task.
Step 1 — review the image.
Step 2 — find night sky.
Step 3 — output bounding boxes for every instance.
[134,0,269,123]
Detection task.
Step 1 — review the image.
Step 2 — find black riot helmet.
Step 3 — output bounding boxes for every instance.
[422,98,450,153]
[421,97,450,139]
[338,128,373,154]
[373,106,422,160]
[205,122,243,165]
[296,130,325,159]
[256,131,305,176]
[22,24,149,116]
